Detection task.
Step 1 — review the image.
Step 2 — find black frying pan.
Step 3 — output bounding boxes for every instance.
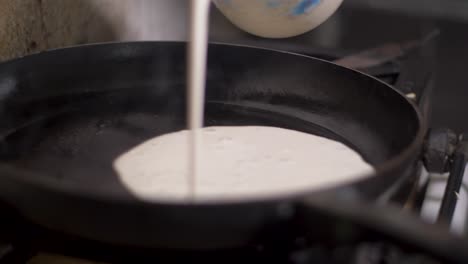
[0,42,428,251]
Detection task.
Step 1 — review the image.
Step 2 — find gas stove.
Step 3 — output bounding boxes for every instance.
[0,33,465,264]
[1,2,468,263]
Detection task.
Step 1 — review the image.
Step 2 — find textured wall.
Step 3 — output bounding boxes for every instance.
[0,0,45,60]
[0,0,187,61]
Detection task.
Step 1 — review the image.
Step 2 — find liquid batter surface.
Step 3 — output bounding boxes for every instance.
[114,126,374,202]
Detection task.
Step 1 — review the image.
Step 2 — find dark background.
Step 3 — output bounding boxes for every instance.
[208,0,468,133]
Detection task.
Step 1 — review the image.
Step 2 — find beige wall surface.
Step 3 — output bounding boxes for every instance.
[0,0,187,61]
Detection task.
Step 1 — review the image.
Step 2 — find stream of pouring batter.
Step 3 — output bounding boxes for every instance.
[187,0,211,200]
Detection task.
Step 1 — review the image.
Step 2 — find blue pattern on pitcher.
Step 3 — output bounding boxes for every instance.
[291,0,321,15]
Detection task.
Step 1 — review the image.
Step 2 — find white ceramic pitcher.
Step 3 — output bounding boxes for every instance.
[212,0,343,38]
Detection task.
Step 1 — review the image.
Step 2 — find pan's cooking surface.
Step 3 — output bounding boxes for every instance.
[0,87,369,197]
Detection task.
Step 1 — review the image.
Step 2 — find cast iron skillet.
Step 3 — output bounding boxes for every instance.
[0,42,426,250]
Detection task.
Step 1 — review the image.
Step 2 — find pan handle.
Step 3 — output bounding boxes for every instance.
[333,30,439,119]
[295,195,468,263]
